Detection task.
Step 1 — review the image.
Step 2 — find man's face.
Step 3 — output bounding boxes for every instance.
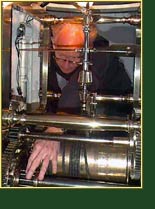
[52,23,84,74]
[52,22,96,74]
[54,50,82,74]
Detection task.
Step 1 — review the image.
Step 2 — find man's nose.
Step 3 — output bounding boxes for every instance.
[63,60,70,68]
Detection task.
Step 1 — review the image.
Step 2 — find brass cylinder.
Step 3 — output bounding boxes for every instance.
[3,131,140,186]
[57,141,130,183]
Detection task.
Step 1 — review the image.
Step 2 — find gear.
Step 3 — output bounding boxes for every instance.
[134,133,141,180]
[2,140,18,186]
[130,131,141,181]
[2,126,30,187]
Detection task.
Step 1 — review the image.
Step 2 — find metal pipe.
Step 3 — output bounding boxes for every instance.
[39,91,61,99]
[40,91,141,104]
[18,39,28,100]
[96,16,141,26]
[16,173,127,187]
[40,15,141,26]
[46,2,140,12]
[2,110,140,132]
[95,95,141,104]
[19,132,130,145]
[89,44,140,56]
[19,45,140,57]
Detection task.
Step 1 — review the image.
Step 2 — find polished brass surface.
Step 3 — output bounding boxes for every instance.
[95,95,141,103]
[96,16,141,26]
[13,2,140,16]
[19,132,130,145]
[8,172,128,187]
[18,44,140,57]
[47,2,140,13]
[2,110,140,132]
[2,1,141,188]
[39,15,141,26]
[133,50,141,102]
[40,91,61,99]
[78,71,93,86]
[40,92,141,105]
[40,27,50,109]
[2,130,140,186]
[57,142,130,183]
[7,2,140,24]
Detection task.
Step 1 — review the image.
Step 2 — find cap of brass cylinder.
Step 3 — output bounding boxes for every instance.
[78,70,93,86]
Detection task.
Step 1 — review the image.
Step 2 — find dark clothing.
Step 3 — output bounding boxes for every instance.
[47,36,133,115]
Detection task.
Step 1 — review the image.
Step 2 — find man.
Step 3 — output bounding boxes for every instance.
[26,21,132,180]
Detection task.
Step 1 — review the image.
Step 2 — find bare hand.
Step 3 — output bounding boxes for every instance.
[26,127,63,180]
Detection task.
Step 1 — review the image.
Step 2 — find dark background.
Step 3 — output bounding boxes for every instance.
[0,0,153,208]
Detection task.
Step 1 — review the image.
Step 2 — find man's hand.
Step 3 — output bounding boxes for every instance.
[26,127,63,180]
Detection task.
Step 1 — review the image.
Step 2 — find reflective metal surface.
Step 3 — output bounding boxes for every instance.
[133,56,141,101]
[19,132,130,145]
[2,1,141,188]
[18,44,140,57]
[2,110,140,132]
[57,142,129,183]
[2,128,140,187]
[40,27,50,109]
[96,16,141,25]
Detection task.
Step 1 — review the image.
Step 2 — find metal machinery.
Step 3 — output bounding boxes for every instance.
[2,1,141,187]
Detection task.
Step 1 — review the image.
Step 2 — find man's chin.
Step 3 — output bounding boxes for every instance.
[62,69,75,74]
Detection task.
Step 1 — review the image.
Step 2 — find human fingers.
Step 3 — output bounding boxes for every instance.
[51,152,58,174]
[38,156,50,180]
[26,141,47,179]
[26,140,45,173]
[50,142,60,174]
[26,148,46,180]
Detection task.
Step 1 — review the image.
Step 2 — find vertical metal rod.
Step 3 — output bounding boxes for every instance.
[133,56,140,101]
[81,10,91,113]
[40,27,50,110]
[133,27,141,119]
[133,27,141,101]
[19,39,28,101]
[83,14,90,72]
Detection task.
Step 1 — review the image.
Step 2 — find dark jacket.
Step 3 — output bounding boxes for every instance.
[47,36,133,115]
